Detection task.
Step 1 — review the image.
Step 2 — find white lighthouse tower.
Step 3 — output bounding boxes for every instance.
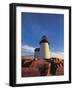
[39,35,50,59]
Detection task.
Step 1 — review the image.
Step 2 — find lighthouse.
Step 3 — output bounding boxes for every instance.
[39,35,50,59]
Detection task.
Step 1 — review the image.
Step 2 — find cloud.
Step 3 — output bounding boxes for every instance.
[51,51,64,59]
[21,45,64,59]
[22,45,35,53]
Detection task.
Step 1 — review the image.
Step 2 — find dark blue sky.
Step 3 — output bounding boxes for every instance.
[21,12,64,56]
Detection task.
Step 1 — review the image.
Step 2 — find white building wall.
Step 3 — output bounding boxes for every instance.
[34,51,39,59]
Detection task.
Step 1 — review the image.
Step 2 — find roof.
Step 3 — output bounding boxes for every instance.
[35,48,40,51]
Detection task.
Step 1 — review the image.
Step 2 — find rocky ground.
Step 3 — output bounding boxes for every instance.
[21,58,64,77]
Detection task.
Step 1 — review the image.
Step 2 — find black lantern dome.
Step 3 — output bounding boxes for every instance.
[39,35,50,44]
